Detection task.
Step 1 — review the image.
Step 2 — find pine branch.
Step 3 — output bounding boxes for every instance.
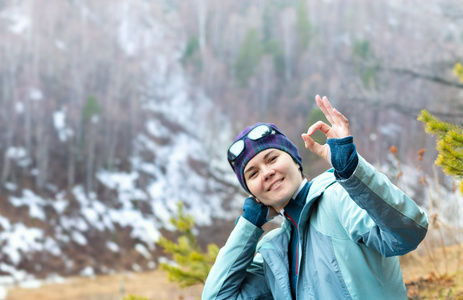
[418,110,461,137]
[438,140,463,162]
[447,130,463,146]
[419,108,463,194]
[156,201,219,288]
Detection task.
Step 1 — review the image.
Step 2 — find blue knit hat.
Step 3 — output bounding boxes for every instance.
[228,123,303,193]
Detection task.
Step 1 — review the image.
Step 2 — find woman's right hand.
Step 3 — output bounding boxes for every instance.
[242,197,279,227]
[301,95,351,163]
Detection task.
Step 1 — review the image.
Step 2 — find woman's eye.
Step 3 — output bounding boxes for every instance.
[269,156,277,163]
[246,170,257,180]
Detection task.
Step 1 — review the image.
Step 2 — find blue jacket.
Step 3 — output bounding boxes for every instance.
[202,156,428,299]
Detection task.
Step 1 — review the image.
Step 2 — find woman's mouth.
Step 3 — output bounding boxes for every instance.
[268,178,284,191]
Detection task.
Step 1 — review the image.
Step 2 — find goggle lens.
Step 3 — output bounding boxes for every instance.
[228,139,244,161]
[247,125,272,140]
[227,125,277,164]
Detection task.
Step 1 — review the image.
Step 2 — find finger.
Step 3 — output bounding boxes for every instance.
[330,107,351,137]
[301,134,328,159]
[316,95,334,125]
[321,96,349,128]
[318,96,337,124]
[332,107,345,120]
[322,97,351,133]
[301,133,314,149]
[322,96,337,123]
[329,106,346,124]
[334,109,350,131]
[322,96,348,123]
[307,121,331,136]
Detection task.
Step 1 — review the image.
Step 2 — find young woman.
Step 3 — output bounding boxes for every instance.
[202,95,428,300]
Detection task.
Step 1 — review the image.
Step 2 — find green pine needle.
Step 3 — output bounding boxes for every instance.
[156,201,219,288]
[418,109,463,194]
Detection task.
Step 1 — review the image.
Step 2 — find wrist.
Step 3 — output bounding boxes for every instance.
[327,136,358,179]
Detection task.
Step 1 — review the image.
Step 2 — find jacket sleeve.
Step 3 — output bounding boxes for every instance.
[202,217,273,300]
[333,155,429,256]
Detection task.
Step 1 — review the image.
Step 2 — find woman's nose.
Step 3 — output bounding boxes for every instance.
[262,167,275,180]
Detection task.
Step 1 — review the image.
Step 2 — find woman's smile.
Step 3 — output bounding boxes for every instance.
[267,178,284,191]
[244,149,303,211]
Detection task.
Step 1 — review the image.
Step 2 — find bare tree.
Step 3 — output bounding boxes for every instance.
[0,42,19,188]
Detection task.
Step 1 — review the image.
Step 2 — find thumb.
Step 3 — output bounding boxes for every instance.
[301,133,329,161]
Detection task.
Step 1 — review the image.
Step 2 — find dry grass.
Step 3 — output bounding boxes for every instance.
[5,239,463,300]
[405,271,463,300]
[5,270,202,300]
[401,242,463,299]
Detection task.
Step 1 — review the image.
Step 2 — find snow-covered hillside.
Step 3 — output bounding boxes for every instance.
[0,0,243,286]
[0,2,461,296]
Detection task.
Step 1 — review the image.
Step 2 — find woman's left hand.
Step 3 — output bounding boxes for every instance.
[301,95,351,162]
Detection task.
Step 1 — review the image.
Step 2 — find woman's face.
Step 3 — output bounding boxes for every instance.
[244,149,303,212]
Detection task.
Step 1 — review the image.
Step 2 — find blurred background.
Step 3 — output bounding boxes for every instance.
[0,0,462,299]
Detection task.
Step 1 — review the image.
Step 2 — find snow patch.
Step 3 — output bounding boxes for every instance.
[29,88,43,101]
[0,5,30,34]
[53,109,73,142]
[106,241,119,252]
[135,243,152,259]
[10,190,47,221]
[80,266,95,278]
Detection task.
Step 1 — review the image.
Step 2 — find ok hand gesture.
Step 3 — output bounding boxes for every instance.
[301,95,351,163]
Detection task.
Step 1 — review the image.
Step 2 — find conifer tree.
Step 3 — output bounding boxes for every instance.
[417,62,463,194]
[235,28,263,86]
[157,201,219,288]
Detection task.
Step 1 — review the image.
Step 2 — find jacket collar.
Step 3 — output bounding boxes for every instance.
[282,179,311,226]
[299,169,337,231]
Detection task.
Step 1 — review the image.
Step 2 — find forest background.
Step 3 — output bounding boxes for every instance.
[0,0,462,299]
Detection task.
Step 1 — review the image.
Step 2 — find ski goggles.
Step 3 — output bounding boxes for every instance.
[227,124,282,165]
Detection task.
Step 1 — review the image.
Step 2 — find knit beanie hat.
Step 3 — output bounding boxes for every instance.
[228,123,303,194]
